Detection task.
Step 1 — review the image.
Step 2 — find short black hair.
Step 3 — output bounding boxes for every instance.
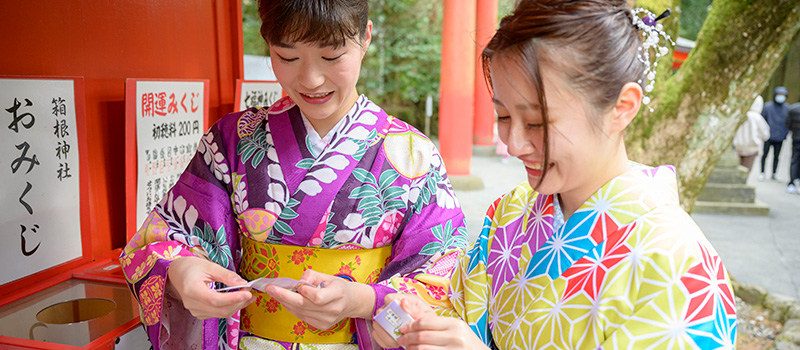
[259,0,369,48]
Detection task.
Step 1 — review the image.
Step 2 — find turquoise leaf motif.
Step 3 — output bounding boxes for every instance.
[349,168,406,227]
[322,212,337,248]
[237,128,271,168]
[273,220,294,237]
[379,169,401,191]
[352,168,376,184]
[414,166,439,214]
[271,197,300,240]
[350,185,379,199]
[279,206,299,220]
[419,219,463,255]
[192,223,232,267]
[296,158,315,170]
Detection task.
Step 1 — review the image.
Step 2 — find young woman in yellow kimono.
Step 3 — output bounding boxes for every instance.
[120,1,467,349]
[372,0,737,349]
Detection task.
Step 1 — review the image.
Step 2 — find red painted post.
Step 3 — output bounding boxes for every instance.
[473,0,498,146]
[439,0,477,175]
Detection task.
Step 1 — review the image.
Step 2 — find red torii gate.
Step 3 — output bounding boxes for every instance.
[439,0,497,179]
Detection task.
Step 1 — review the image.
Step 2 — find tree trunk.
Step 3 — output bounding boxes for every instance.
[625,1,800,212]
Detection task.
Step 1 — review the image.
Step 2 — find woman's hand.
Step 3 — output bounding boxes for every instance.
[166,256,256,319]
[373,293,489,350]
[265,269,375,330]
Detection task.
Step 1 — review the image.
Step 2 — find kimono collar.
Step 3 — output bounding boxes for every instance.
[299,96,362,158]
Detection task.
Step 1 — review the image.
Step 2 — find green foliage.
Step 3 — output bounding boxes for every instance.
[678,0,712,41]
[241,0,444,135]
[498,0,516,18]
[242,0,268,56]
[358,0,444,135]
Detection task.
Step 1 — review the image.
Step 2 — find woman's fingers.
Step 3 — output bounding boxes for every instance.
[265,284,306,307]
[205,260,249,287]
[166,256,255,319]
[371,321,403,349]
[298,269,334,287]
[399,295,435,319]
[266,280,345,330]
[398,315,487,350]
[401,313,453,333]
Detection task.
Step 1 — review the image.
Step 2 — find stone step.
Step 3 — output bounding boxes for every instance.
[717,148,741,167]
[692,200,770,216]
[696,183,756,203]
[708,167,749,184]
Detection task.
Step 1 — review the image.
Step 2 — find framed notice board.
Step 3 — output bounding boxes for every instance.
[125,79,210,239]
[0,76,90,291]
[234,79,284,111]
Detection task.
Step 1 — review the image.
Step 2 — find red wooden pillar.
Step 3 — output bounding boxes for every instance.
[439,0,477,175]
[473,0,498,146]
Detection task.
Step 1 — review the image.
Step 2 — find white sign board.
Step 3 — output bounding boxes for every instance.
[0,78,82,285]
[235,80,283,111]
[132,80,207,229]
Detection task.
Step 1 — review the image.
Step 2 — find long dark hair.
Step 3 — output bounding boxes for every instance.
[483,0,645,189]
[258,0,369,48]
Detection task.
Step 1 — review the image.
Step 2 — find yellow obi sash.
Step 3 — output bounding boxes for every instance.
[239,236,393,344]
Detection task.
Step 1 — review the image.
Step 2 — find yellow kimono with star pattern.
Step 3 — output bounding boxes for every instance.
[450,164,737,350]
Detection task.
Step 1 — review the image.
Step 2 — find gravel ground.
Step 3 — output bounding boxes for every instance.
[737,296,782,349]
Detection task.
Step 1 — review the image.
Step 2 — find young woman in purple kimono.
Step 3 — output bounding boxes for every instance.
[120,1,467,349]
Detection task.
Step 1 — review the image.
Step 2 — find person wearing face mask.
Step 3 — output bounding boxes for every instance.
[760,86,790,181]
[786,98,800,194]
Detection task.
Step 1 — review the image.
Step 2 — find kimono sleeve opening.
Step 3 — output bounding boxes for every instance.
[121,119,245,350]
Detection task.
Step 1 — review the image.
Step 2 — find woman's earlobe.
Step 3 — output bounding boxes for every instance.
[611,82,643,133]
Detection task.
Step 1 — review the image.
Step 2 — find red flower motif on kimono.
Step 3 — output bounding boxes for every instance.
[265,297,280,313]
[339,264,353,276]
[241,310,252,330]
[291,250,306,265]
[303,248,315,256]
[355,255,362,265]
[293,321,306,336]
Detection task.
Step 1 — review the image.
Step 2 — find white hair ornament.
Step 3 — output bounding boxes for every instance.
[631,8,675,111]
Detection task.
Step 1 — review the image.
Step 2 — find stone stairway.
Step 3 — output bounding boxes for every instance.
[693,149,770,216]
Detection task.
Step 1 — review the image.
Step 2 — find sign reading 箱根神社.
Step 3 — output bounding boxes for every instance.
[125,79,209,237]
[0,77,85,286]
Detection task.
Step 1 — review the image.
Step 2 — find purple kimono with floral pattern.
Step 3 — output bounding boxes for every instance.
[120,95,467,350]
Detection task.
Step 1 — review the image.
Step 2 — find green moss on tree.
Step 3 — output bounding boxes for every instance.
[626,1,800,211]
